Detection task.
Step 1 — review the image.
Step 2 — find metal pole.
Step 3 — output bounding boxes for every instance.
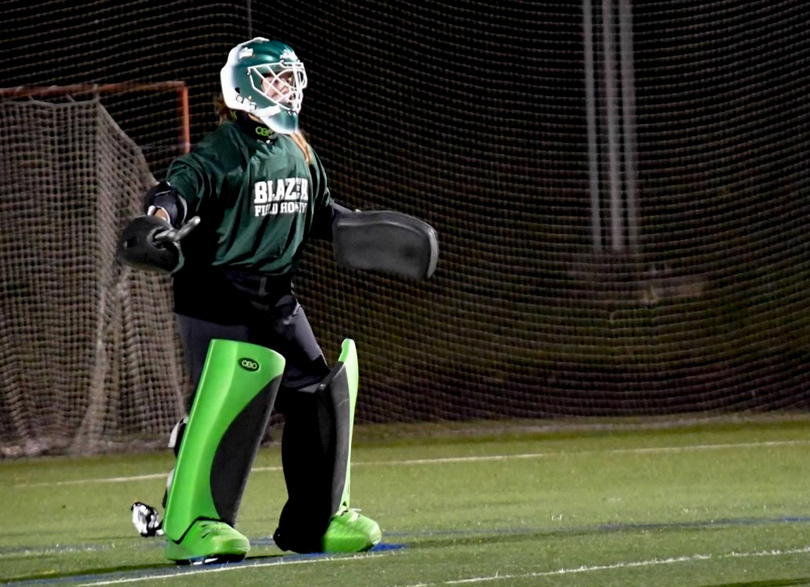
[583,0,602,252]
[618,0,638,252]
[601,0,624,252]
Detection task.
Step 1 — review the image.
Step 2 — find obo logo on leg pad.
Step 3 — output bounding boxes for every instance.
[239,358,259,372]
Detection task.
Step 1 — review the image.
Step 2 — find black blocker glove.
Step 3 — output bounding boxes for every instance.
[117,215,199,274]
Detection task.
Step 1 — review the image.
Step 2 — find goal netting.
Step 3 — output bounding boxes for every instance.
[1,0,809,456]
[0,97,188,456]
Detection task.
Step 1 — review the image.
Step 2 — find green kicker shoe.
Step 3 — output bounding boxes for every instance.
[322,508,382,553]
[166,520,250,565]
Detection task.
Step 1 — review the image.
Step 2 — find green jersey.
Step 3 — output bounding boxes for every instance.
[167,119,332,275]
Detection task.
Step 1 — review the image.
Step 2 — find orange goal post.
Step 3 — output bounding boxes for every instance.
[0,81,191,158]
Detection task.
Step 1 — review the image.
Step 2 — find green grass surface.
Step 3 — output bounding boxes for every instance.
[2,415,809,586]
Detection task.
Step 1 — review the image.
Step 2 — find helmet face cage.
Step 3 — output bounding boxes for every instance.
[247,58,307,114]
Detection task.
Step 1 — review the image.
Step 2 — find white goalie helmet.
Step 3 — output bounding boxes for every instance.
[220,37,308,134]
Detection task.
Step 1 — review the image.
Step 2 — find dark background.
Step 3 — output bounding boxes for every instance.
[1,0,809,438]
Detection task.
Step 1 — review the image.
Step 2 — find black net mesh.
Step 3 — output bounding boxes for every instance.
[0,98,188,455]
[1,0,808,454]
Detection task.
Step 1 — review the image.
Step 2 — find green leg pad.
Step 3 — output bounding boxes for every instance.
[328,338,359,514]
[166,520,250,564]
[321,339,381,552]
[322,508,381,553]
[273,338,367,554]
[163,339,285,562]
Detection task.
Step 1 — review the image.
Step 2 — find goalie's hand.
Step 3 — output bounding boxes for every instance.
[117,215,199,274]
[333,210,438,279]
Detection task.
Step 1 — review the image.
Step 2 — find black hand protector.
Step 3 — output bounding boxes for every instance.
[332,210,438,279]
[117,215,184,274]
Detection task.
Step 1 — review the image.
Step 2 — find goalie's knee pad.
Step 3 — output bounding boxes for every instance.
[273,338,360,553]
[162,339,285,545]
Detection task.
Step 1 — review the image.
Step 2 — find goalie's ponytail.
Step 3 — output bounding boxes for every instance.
[288,131,313,166]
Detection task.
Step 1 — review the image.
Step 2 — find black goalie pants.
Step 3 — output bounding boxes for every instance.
[173,268,336,552]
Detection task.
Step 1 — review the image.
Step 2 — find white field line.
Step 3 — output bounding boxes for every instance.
[72,545,810,586]
[413,545,810,586]
[14,439,810,488]
[72,550,393,586]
